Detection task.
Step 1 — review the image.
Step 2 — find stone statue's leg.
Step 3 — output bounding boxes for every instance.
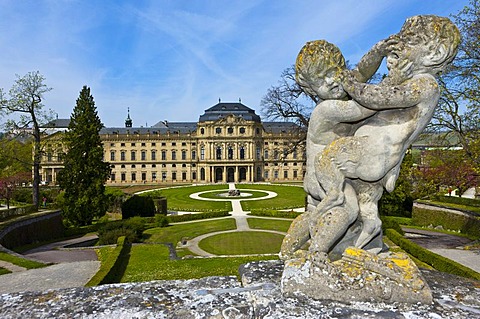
[304,172,325,213]
[306,195,320,213]
[280,212,312,260]
[309,182,359,255]
[313,158,347,217]
[354,182,384,249]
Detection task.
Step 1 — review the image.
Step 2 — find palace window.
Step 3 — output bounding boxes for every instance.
[131,172,136,181]
[151,150,156,160]
[200,168,205,180]
[200,147,205,160]
[131,143,135,146]
[240,147,245,160]
[228,146,233,160]
[182,150,186,160]
[110,173,115,181]
[162,172,167,181]
[141,172,146,181]
[110,151,115,161]
[141,143,146,147]
[172,172,177,180]
[172,150,176,160]
[200,128,205,134]
[239,127,245,134]
[152,172,157,180]
[121,151,126,161]
[216,146,222,160]
[131,151,136,161]
[121,173,126,181]
[182,172,187,180]
[284,171,288,178]
[161,151,166,160]
[192,150,196,160]
[274,170,279,179]
[264,150,269,159]
[293,170,298,178]
[141,151,146,161]
[256,146,261,160]
[215,127,221,134]
[227,127,233,134]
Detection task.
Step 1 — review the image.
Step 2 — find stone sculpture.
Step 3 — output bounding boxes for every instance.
[280,15,461,304]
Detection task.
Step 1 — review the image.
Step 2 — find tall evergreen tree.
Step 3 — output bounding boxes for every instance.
[58,86,110,226]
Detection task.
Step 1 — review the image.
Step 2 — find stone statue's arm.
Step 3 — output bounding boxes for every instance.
[342,74,438,110]
[325,100,376,122]
[350,37,393,83]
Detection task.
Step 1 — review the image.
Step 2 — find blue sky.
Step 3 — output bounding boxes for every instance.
[0,0,469,127]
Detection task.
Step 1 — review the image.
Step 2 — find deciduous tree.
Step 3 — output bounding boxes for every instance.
[0,71,53,208]
[58,86,110,226]
[429,0,480,167]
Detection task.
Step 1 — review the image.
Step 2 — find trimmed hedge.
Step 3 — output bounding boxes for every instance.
[166,211,229,223]
[412,205,480,239]
[86,236,131,286]
[385,228,480,281]
[121,195,156,219]
[380,216,404,236]
[248,209,301,219]
[431,195,480,208]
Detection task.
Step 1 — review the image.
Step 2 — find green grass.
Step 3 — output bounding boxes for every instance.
[197,190,270,199]
[236,184,305,210]
[143,185,231,212]
[0,267,11,275]
[247,218,292,232]
[120,244,277,282]
[95,246,115,263]
[0,252,47,269]
[143,218,237,245]
[198,231,284,255]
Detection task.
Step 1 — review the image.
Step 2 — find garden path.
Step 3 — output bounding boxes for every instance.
[183,183,289,257]
[403,227,480,273]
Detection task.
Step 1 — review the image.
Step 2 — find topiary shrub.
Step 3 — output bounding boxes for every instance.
[121,195,155,219]
[155,214,169,227]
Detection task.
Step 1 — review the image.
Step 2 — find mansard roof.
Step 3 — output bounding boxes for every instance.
[262,121,300,134]
[198,102,261,123]
[41,119,71,128]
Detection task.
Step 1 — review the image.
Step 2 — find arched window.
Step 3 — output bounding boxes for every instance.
[240,146,245,160]
[228,146,233,160]
[216,146,222,160]
[200,168,205,180]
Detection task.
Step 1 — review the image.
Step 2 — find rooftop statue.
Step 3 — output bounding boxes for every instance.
[280,15,461,304]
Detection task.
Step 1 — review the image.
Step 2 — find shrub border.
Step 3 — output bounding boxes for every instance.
[86,236,131,286]
[385,228,480,281]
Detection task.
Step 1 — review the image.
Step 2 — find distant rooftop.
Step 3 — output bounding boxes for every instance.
[198,101,261,122]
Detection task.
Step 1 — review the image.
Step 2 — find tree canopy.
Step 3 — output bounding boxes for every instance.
[0,71,53,208]
[58,86,111,226]
[429,0,480,168]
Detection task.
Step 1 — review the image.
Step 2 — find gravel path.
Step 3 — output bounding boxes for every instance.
[0,261,100,294]
[403,227,480,273]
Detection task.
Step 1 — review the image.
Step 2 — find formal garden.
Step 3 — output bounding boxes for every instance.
[2,181,480,285]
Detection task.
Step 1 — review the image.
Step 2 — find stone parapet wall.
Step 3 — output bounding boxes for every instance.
[0,260,478,318]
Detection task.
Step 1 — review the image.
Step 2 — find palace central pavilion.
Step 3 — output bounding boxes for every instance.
[40,101,306,185]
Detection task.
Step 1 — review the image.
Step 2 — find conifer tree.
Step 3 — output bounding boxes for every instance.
[58,86,110,226]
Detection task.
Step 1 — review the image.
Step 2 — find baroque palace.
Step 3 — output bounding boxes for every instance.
[40,101,306,185]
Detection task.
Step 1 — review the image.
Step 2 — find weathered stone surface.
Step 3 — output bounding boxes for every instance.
[281,248,432,304]
[0,260,479,318]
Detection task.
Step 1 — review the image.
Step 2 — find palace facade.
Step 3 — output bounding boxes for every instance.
[40,101,306,185]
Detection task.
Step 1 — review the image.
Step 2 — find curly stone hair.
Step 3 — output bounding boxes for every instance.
[295,40,346,88]
[400,15,461,72]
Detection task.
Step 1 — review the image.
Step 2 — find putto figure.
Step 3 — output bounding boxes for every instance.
[282,15,461,261]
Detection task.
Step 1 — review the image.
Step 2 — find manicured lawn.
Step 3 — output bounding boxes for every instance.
[143,218,237,245]
[236,184,305,210]
[0,267,11,275]
[198,231,284,255]
[143,185,231,212]
[247,218,292,232]
[120,244,277,282]
[0,252,47,269]
[197,190,270,199]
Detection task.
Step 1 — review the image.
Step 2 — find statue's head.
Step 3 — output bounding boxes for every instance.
[394,15,461,75]
[296,40,347,100]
